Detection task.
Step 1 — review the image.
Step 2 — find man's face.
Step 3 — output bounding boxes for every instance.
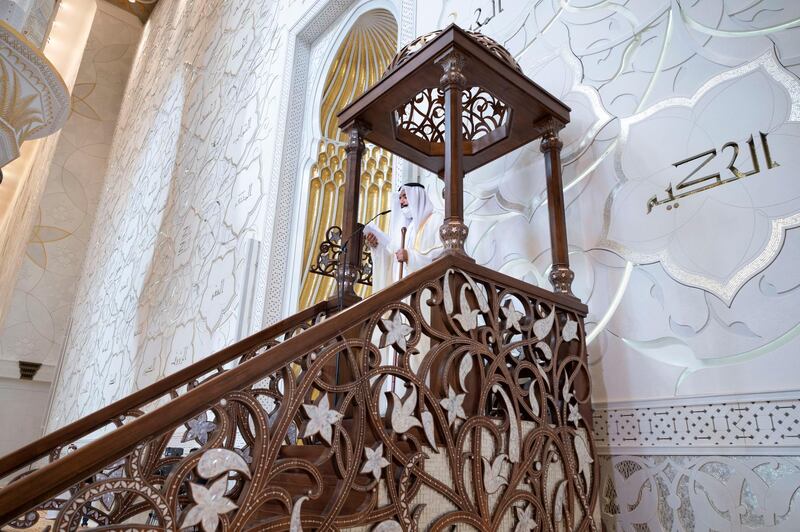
[399,189,409,208]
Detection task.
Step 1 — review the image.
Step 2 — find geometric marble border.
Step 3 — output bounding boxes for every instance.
[593,391,800,456]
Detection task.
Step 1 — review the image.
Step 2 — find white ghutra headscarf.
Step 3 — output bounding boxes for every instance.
[387,183,433,252]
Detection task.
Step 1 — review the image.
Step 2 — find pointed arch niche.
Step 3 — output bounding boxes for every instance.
[297,9,398,309]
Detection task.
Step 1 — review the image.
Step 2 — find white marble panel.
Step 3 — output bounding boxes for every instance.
[44,0,286,429]
[0,3,141,376]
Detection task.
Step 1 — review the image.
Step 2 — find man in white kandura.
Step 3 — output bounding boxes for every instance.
[364,182,443,290]
[364,183,442,412]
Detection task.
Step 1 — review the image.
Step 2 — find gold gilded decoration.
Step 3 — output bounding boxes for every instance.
[647,131,780,214]
[319,10,397,142]
[298,10,397,309]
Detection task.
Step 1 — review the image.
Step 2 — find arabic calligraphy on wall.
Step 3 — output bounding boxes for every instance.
[468,0,504,32]
[603,49,800,303]
[647,132,780,213]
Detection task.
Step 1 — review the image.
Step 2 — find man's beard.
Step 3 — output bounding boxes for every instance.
[400,206,412,218]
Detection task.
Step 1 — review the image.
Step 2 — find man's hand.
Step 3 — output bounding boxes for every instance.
[395,249,408,263]
[365,233,378,248]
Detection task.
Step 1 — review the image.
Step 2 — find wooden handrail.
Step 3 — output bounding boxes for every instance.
[0,255,586,525]
[0,301,327,484]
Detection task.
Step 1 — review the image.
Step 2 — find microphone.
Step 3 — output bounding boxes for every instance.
[336,209,392,312]
[339,209,391,252]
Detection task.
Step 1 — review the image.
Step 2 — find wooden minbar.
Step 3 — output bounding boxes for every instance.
[337,24,576,295]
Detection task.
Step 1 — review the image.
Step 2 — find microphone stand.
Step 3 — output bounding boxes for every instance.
[332,209,392,405]
[337,208,391,312]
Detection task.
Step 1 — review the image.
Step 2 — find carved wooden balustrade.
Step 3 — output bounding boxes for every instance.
[0,301,328,489]
[0,255,597,530]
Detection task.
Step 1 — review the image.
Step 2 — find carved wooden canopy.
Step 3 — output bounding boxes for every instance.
[337,24,570,175]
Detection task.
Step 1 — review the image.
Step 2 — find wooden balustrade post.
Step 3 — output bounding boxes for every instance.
[538,118,574,295]
[436,50,471,258]
[336,121,369,306]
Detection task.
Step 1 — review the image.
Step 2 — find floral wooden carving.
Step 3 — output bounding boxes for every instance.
[2,265,597,531]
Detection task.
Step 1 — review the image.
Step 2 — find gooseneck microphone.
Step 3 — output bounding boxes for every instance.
[339,209,391,253]
[336,208,392,312]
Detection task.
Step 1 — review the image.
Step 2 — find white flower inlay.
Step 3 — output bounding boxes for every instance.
[533,306,554,339]
[421,409,438,450]
[458,353,473,392]
[289,495,308,532]
[482,454,508,494]
[501,301,524,332]
[535,341,552,362]
[439,386,466,426]
[562,378,573,404]
[303,394,343,445]
[452,290,481,330]
[361,443,390,480]
[382,311,413,351]
[388,386,422,434]
[574,432,594,487]
[182,477,238,532]
[528,381,540,418]
[182,412,217,445]
[568,403,582,427]
[197,448,251,480]
[514,503,537,531]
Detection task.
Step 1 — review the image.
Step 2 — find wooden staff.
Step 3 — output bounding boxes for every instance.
[399,226,407,279]
[392,226,408,395]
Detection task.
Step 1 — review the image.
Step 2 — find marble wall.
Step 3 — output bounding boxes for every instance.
[0,1,140,452]
[1,1,140,380]
[598,454,800,530]
[41,0,800,528]
[0,378,50,456]
[45,0,288,430]
[404,1,800,529]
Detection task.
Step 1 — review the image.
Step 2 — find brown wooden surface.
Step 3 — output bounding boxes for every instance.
[337,24,570,175]
[0,301,328,483]
[0,255,585,526]
[341,124,367,278]
[440,50,465,223]
[542,129,569,271]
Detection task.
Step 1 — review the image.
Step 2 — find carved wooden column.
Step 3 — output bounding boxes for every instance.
[436,50,470,258]
[538,118,574,295]
[336,121,369,304]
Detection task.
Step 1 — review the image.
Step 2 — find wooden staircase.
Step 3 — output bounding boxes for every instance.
[0,25,599,531]
[0,257,598,531]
